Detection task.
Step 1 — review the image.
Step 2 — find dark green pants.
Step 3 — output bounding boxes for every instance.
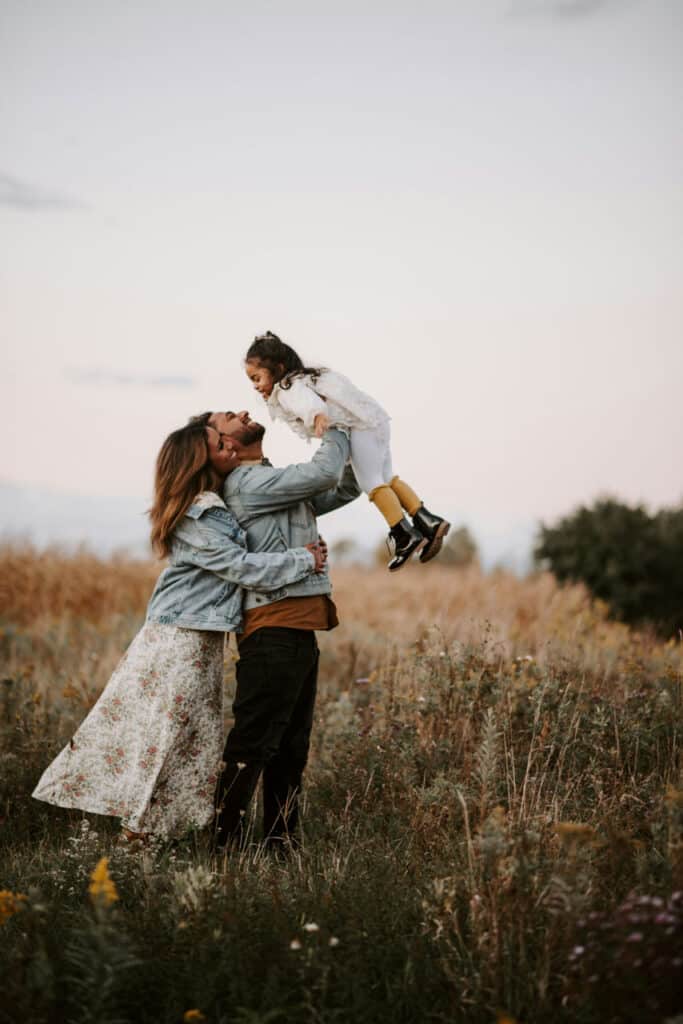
[214,627,319,847]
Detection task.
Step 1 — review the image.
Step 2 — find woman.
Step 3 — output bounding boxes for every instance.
[32,421,324,839]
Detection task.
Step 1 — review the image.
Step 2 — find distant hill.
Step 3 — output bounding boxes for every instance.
[0,481,151,557]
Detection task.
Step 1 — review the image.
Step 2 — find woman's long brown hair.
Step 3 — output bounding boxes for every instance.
[149,421,221,557]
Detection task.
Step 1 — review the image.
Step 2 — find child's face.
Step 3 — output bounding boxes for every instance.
[245,359,276,399]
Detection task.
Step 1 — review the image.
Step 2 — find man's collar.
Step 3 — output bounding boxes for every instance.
[238,457,271,467]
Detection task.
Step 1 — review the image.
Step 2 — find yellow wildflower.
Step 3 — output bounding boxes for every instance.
[183,1012,206,1023]
[88,857,118,906]
[0,890,28,925]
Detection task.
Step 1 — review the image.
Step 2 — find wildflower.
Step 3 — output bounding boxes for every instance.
[236,762,247,771]
[329,936,340,947]
[88,857,118,907]
[0,891,27,925]
[289,939,302,950]
[303,922,319,932]
[183,1012,206,1023]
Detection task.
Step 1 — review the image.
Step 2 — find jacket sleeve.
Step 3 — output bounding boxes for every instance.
[310,463,362,516]
[278,377,327,429]
[227,428,351,515]
[184,534,315,591]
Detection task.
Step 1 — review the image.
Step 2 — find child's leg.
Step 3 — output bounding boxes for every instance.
[389,476,422,518]
[349,425,403,527]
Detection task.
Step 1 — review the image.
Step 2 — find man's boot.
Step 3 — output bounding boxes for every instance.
[387,517,425,572]
[412,506,451,563]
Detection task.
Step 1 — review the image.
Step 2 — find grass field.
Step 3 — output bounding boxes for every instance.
[1,545,682,1024]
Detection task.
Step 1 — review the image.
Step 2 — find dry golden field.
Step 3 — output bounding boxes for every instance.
[1,544,682,1024]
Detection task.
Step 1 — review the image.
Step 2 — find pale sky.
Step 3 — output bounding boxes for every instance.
[1,0,682,560]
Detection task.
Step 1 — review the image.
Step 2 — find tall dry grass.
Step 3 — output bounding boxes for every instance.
[1,545,682,1024]
[0,542,159,626]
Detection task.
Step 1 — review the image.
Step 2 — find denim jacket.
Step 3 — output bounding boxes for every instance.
[145,492,315,632]
[223,428,360,612]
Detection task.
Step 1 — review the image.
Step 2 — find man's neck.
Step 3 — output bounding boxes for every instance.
[237,443,264,465]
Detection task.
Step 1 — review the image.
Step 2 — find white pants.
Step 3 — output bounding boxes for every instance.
[349,422,394,495]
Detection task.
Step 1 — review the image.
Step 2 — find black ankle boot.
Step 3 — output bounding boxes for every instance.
[412,506,451,563]
[387,517,425,572]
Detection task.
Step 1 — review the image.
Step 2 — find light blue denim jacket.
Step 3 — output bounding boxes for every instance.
[145,492,315,632]
[223,428,360,612]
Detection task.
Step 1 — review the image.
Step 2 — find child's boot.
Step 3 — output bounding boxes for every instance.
[387,517,425,572]
[412,505,451,563]
[370,484,425,571]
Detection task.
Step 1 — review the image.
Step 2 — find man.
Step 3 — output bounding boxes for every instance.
[206,409,360,851]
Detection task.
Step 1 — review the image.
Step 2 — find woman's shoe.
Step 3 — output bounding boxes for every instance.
[412,506,451,563]
[387,517,425,571]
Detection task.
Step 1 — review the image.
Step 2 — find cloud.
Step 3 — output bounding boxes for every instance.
[0,172,87,210]
[507,0,627,18]
[66,368,196,390]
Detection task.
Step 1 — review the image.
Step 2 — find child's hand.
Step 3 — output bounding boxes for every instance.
[313,413,331,438]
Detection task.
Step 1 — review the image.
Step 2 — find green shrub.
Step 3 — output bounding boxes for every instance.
[535,498,683,637]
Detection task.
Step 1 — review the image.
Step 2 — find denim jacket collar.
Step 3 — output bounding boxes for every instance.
[185,490,226,520]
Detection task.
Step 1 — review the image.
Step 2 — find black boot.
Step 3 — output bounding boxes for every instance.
[412,506,451,563]
[387,517,425,572]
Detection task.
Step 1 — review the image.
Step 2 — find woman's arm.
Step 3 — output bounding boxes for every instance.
[180,527,317,591]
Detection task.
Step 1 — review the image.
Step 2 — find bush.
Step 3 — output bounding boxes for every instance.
[535,498,683,637]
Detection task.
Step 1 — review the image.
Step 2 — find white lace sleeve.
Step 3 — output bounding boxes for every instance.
[277,377,327,430]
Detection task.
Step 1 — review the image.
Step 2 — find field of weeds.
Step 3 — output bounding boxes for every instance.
[1,544,682,1024]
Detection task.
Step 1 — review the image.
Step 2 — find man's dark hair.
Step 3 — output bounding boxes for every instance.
[188,411,212,426]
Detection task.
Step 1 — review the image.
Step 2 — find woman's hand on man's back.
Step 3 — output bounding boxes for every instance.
[305,541,328,573]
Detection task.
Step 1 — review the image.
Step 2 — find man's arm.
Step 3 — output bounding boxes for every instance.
[224,428,351,516]
[310,463,361,517]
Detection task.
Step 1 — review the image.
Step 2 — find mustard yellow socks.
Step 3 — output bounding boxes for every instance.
[369,477,424,527]
[389,476,422,517]
[368,485,404,528]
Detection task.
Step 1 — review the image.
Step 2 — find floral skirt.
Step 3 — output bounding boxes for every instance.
[32,622,225,837]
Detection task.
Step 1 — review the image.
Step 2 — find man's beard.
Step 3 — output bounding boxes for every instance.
[239,422,266,446]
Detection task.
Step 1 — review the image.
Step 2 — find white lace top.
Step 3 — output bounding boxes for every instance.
[266,369,390,442]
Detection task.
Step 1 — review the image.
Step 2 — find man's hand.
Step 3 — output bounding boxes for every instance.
[305,541,328,573]
[313,413,331,438]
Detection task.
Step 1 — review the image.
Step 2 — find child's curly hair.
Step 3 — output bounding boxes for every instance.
[245,331,321,390]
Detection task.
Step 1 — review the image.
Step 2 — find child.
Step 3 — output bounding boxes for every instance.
[244,331,450,571]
